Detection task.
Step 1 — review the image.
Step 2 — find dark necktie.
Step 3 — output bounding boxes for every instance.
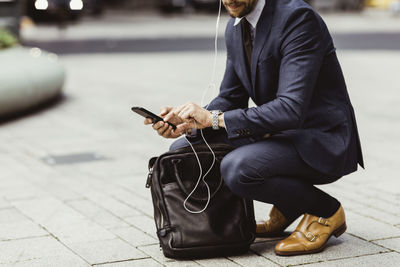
[241,18,253,73]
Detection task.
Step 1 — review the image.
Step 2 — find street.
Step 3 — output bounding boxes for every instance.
[1,9,400,266]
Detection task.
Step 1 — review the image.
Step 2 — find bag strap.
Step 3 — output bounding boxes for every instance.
[172,159,224,203]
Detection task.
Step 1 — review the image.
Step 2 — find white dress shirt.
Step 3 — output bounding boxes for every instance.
[234,0,266,42]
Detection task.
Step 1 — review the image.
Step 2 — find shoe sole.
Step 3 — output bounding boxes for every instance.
[274,222,347,256]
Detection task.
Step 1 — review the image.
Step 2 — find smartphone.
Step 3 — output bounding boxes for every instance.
[131,107,177,130]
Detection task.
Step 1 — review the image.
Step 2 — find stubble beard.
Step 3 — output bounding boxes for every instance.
[224,0,258,18]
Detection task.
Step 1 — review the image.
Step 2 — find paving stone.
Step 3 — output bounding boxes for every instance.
[112,175,153,201]
[0,221,48,241]
[251,233,387,266]
[0,198,11,209]
[194,257,240,266]
[194,257,240,267]
[110,226,158,247]
[0,257,90,267]
[373,237,400,252]
[49,219,117,243]
[351,206,400,226]
[303,252,400,267]
[0,185,49,201]
[137,244,199,266]
[12,197,116,243]
[65,238,148,265]
[373,180,400,196]
[346,211,400,241]
[124,215,158,239]
[0,176,30,189]
[83,190,141,218]
[0,208,27,223]
[345,192,400,216]
[107,187,153,217]
[67,199,130,229]
[253,201,273,221]
[40,181,84,202]
[11,197,86,225]
[94,258,163,267]
[228,251,279,266]
[0,236,88,266]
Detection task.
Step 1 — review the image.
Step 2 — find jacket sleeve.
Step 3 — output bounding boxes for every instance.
[223,9,326,139]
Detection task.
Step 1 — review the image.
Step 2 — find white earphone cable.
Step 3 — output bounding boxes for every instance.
[183,0,222,214]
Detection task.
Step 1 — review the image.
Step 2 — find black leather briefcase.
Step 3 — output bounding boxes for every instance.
[146,143,256,259]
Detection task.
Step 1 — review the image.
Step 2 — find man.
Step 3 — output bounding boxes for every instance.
[144,0,364,256]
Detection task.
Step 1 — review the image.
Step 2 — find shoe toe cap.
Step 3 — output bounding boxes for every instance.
[275,238,306,254]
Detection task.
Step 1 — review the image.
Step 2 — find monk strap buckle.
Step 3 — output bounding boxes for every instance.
[305,232,317,242]
[318,217,329,226]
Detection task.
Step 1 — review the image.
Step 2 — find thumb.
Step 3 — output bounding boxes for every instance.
[174,122,190,135]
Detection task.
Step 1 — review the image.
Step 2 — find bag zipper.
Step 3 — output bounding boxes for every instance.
[145,167,153,188]
[146,165,165,231]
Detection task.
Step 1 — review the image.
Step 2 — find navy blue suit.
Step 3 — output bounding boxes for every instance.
[171,0,364,221]
[207,0,363,177]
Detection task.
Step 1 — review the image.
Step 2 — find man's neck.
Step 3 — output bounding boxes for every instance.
[234,0,266,29]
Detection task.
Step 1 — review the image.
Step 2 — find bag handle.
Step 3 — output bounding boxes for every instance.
[172,159,224,203]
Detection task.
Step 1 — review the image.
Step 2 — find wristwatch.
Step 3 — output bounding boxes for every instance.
[211,110,223,130]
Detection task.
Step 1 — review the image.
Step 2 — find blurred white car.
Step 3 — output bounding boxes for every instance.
[26,0,84,21]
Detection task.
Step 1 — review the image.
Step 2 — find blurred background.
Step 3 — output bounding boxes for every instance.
[1,0,400,266]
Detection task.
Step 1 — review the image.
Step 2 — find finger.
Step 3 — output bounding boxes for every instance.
[160,106,171,116]
[163,107,178,121]
[172,122,190,137]
[157,123,169,136]
[177,106,188,118]
[180,107,194,120]
[164,108,179,122]
[162,126,173,138]
[172,105,186,117]
[187,119,196,129]
[144,118,153,125]
[152,121,164,130]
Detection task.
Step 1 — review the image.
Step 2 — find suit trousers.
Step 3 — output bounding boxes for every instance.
[170,129,341,222]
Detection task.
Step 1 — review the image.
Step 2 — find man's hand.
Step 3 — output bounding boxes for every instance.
[164,102,212,129]
[143,106,191,139]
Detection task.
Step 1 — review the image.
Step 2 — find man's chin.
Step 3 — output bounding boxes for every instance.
[227,11,244,18]
[226,7,250,18]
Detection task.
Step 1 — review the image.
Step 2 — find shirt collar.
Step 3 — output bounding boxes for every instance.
[234,0,265,28]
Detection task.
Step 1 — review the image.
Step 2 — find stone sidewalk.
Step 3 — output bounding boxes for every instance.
[1,11,400,267]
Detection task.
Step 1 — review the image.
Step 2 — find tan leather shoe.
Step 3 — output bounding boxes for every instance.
[256,206,293,237]
[275,205,346,256]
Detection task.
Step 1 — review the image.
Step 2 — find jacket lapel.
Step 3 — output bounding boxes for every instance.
[234,22,252,93]
[251,1,274,89]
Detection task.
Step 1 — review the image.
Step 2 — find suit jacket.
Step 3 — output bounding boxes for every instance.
[207,0,364,177]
